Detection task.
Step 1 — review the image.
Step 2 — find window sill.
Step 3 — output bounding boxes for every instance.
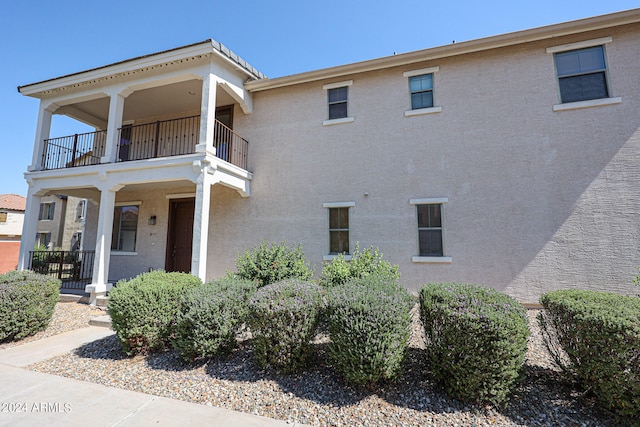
[404,106,442,117]
[412,256,452,264]
[553,97,621,112]
[112,251,138,256]
[323,255,352,261]
[323,117,354,126]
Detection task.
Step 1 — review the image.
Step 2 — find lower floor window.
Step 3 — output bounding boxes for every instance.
[329,207,350,254]
[111,205,139,251]
[36,232,51,249]
[415,202,445,257]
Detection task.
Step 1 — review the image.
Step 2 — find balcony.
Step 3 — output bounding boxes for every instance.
[41,116,249,171]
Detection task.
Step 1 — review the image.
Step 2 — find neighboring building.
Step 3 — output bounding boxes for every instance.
[0,194,26,273]
[17,9,640,304]
[34,194,92,251]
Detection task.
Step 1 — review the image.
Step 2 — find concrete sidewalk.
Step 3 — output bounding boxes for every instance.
[0,327,307,427]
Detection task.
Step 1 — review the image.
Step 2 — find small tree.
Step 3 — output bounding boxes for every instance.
[235,241,313,288]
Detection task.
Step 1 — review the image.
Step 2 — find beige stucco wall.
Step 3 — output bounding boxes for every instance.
[218,24,640,302]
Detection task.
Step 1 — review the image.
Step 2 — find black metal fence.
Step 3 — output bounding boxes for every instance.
[28,250,95,290]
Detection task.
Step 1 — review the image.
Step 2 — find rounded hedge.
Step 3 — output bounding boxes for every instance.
[539,289,640,418]
[419,283,529,406]
[248,279,323,373]
[108,270,201,355]
[327,276,413,385]
[235,241,313,288]
[0,270,61,342]
[173,277,257,362]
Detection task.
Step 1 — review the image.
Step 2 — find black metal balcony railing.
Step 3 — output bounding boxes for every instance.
[28,250,95,290]
[42,131,106,170]
[116,115,200,162]
[213,120,249,170]
[40,116,249,171]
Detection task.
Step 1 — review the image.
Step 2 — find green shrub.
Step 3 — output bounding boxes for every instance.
[539,290,640,418]
[248,279,323,373]
[327,276,413,385]
[320,243,399,288]
[235,241,313,288]
[108,270,201,355]
[173,277,257,362]
[419,283,529,406]
[0,270,61,342]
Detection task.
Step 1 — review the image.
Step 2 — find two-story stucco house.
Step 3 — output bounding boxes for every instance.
[17,9,640,304]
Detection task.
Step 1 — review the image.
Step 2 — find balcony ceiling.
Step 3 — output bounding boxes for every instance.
[56,79,235,129]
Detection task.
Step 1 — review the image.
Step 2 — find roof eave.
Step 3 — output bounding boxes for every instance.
[246,8,640,92]
[18,39,266,98]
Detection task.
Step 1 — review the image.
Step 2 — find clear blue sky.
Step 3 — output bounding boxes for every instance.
[1,1,637,196]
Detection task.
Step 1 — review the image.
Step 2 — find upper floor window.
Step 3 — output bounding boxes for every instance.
[322,81,354,125]
[111,204,139,252]
[38,202,55,220]
[554,45,609,103]
[0,212,7,223]
[403,67,441,117]
[409,74,434,110]
[328,87,348,119]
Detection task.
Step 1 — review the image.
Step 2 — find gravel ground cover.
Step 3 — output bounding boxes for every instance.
[26,305,619,426]
[0,301,104,350]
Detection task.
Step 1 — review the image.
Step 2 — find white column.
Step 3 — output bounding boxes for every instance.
[196,73,217,154]
[101,88,130,164]
[28,102,56,172]
[191,161,213,281]
[86,184,120,304]
[18,187,41,270]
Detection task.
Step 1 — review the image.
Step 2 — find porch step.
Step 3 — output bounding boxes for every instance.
[59,293,89,304]
[89,315,112,328]
[95,295,109,309]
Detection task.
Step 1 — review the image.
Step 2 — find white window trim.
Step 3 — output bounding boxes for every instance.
[404,66,441,116]
[403,66,440,78]
[323,201,356,208]
[552,97,622,112]
[111,251,138,256]
[405,106,442,117]
[410,197,448,205]
[322,80,353,90]
[546,36,612,54]
[323,117,355,126]
[412,256,453,264]
[411,197,450,262]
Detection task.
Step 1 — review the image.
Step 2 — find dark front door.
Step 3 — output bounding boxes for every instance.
[165,198,195,273]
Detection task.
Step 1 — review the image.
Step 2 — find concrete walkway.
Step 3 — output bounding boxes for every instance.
[0,327,308,427]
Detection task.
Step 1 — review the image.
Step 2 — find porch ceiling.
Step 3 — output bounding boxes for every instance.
[55,80,236,129]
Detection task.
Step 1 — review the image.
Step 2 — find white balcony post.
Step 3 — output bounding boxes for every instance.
[101,88,130,164]
[86,184,121,305]
[17,186,41,270]
[28,102,56,172]
[196,72,217,154]
[192,161,214,281]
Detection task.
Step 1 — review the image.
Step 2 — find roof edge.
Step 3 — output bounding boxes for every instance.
[18,39,266,97]
[246,8,640,92]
